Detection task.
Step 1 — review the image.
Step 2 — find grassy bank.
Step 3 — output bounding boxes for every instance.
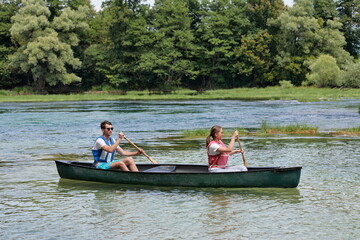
[1,87,360,102]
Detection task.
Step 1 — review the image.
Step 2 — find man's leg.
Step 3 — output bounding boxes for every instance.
[122,157,139,172]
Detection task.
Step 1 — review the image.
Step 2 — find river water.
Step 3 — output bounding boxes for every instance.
[1,100,359,239]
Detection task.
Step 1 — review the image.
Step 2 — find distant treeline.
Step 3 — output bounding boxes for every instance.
[0,0,359,93]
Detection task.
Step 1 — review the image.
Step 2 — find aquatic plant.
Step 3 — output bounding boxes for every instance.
[260,120,318,134]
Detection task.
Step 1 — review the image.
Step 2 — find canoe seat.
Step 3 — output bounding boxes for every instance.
[143,166,176,173]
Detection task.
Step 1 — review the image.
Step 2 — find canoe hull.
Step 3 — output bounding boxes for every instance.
[55,161,302,188]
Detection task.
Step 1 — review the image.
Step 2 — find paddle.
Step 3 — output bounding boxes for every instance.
[123,136,158,164]
[236,136,249,167]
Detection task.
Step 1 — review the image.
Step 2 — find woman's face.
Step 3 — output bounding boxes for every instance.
[215,128,224,140]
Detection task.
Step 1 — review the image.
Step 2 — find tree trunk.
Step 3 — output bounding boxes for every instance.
[33,73,47,94]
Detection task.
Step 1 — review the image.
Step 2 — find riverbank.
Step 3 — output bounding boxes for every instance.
[1,87,360,102]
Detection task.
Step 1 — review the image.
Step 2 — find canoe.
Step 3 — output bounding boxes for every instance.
[55,160,302,188]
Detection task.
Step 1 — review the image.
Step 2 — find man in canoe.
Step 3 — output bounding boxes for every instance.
[206,125,248,172]
[92,120,142,171]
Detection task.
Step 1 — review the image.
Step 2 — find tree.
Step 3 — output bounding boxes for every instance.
[236,0,285,87]
[0,0,22,88]
[246,0,285,29]
[313,0,338,22]
[9,0,89,92]
[317,19,353,68]
[194,0,250,89]
[137,0,198,89]
[337,0,360,58]
[268,0,352,85]
[234,31,274,86]
[83,0,155,90]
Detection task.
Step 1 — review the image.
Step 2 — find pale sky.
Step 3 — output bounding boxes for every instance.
[91,0,294,12]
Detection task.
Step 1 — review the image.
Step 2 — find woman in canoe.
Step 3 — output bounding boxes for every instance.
[206,125,247,172]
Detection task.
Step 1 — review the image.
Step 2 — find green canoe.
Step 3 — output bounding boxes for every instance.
[55,161,302,188]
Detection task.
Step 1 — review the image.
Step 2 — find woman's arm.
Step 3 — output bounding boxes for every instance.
[228,149,244,155]
[216,130,239,153]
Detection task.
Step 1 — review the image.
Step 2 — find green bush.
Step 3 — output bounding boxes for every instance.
[12,86,33,95]
[306,55,340,87]
[90,84,117,92]
[279,80,294,89]
[0,90,10,96]
[339,62,360,88]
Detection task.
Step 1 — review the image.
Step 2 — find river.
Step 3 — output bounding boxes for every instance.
[1,100,359,239]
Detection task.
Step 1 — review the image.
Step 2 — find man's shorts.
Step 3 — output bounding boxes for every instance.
[95,160,121,170]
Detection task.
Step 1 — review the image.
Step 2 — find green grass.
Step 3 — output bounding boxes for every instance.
[259,121,319,134]
[333,126,360,135]
[179,123,319,138]
[1,87,360,102]
[345,126,360,132]
[180,124,360,138]
[182,128,247,138]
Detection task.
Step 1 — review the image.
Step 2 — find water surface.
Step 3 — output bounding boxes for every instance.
[0,100,359,239]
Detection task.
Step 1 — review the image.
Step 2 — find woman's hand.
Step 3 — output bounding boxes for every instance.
[230,149,244,155]
[232,130,239,139]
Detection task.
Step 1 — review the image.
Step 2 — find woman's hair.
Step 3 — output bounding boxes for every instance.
[100,120,112,129]
[206,125,222,147]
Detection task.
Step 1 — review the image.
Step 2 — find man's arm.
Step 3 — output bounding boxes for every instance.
[101,132,123,153]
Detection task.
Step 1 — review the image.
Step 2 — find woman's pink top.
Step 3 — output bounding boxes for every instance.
[207,140,229,168]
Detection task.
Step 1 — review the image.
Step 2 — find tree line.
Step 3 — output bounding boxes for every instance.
[0,0,359,93]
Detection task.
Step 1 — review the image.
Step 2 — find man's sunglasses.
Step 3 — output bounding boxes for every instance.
[104,127,114,131]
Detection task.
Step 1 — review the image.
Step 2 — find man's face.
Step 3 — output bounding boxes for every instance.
[102,124,114,136]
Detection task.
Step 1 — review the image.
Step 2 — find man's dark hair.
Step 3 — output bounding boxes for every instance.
[100,120,112,129]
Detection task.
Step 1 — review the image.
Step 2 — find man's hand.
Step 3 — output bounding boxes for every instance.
[137,148,144,155]
[118,131,124,139]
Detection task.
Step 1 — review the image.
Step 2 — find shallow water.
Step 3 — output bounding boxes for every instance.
[0,100,359,239]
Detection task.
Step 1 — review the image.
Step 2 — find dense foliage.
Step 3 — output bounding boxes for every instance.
[0,0,359,92]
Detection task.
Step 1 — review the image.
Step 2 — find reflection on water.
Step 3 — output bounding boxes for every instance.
[57,178,302,202]
[1,100,359,239]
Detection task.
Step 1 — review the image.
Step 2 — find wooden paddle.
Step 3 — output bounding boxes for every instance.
[236,136,249,167]
[123,136,158,164]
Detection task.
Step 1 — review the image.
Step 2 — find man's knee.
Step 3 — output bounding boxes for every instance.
[111,160,126,169]
[122,157,134,164]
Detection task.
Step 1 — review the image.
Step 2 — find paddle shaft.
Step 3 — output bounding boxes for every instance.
[123,136,158,164]
[237,136,249,167]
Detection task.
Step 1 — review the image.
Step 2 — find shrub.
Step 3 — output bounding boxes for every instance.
[0,90,10,96]
[306,54,340,87]
[12,86,33,95]
[279,80,294,89]
[339,62,360,88]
